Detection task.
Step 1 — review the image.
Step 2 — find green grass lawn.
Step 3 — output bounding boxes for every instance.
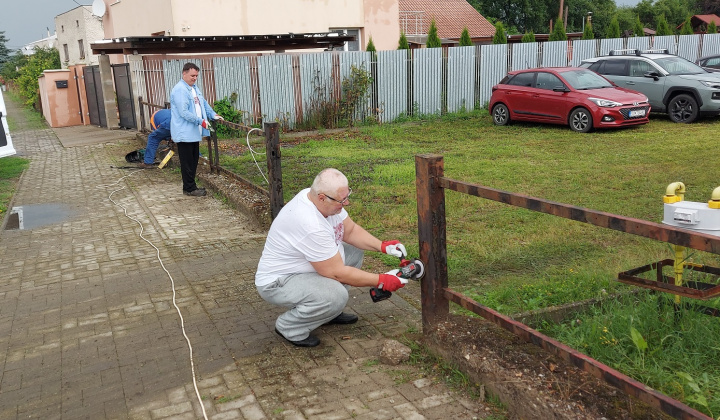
[0,156,29,216]
[1,91,33,216]
[209,110,720,415]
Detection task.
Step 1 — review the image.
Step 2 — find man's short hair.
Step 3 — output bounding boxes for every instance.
[311,168,348,196]
[182,62,200,73]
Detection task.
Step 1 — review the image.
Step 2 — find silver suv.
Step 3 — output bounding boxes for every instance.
[580,49,720,123]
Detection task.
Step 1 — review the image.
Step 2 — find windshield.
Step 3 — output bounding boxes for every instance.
[653,57,706,75]
[561,70,613,90]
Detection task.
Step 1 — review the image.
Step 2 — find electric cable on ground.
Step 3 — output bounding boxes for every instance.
[98,169,209,420]
[245,128,268,184]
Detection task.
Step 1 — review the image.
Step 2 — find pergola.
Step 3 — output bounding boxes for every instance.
[90,33,355,55]
[88,32,355,128]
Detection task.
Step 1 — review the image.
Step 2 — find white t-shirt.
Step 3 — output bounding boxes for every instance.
[255,188,348,286]
[191,87,202,134]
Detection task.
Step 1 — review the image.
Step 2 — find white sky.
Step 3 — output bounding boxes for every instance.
[2,0,644,52]
[1,0,91,50]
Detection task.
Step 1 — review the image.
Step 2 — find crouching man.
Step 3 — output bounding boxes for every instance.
[255,168,407,347]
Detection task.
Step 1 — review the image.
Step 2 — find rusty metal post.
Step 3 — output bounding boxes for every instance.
[207,123,216,173]
[264,122,283,219]
[138,96,146,132]
[415,154,449,331]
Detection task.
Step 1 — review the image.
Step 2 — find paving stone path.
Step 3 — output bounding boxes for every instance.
[0,95,491,419]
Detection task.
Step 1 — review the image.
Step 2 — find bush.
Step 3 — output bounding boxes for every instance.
[549,20,567,41]
[212,95,245,138]
[14,47,60,108]
[493,22,508,44]
[459,28,472,46]
[427,20,441,48]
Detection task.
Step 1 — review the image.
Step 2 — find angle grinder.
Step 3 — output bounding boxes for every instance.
[370,257,425,303]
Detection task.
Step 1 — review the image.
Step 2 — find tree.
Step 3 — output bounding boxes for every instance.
[398,31,410,50]
[426,20,442,48]
[1,51,27,82]
[493,22,508,44]
[656,14,673,35]
[680,16,694,34]
[0,31,11,66]
[607,15,621,38]
[366,37,376,52]
[709,20,718,33]
[521,31,536,42]
[549,19,567,41]
[583,21,595,39]
[14,47,60,108]
[699,0,720,15]
[634,15,645,36]
[459,27,473,46]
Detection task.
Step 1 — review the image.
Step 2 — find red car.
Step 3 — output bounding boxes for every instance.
[489,67,650,133]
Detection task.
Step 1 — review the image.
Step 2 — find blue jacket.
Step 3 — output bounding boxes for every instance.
[169,79,217,143]
[150,109,171,131]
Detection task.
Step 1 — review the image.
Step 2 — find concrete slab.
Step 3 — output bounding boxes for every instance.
[52,125,137,147]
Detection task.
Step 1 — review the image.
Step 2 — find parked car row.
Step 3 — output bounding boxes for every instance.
[489,49,720,132]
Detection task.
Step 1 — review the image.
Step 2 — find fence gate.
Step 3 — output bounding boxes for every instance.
[83,65,106,127]
[112,63,136,129]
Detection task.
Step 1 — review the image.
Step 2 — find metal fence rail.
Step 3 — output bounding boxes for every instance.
[414,153,713,420]
[133,33,715,130]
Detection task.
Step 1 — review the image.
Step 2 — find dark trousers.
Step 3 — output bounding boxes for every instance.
[176,141,200,193]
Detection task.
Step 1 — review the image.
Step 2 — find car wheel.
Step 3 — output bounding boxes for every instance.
[668,94,698,123]
[492,103,511,126]
[569,108,593,133]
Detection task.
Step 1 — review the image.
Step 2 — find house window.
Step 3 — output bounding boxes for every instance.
[76,20,79,27]
[332,29,360,52]
[61,25,65,33]
[63,44,69,62]
[78,39,85,59]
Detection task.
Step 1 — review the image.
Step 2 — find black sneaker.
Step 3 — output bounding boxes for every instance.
[275,328,320,347]
[324,312,359,325]
[183,189,207,197]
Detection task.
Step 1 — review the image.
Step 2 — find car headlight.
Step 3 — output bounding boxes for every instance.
[700,80,720,89]
[588,97,623,107]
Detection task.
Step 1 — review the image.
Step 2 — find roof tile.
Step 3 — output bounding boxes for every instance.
[399,0,496,38]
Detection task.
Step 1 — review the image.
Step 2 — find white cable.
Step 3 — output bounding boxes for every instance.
[245,128,269,185]
[98,169,209,420]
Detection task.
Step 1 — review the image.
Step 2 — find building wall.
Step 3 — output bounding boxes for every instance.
[56,7,104,68]
[102,0,400,51]
[21,35,57,55]
[38,70,83,128]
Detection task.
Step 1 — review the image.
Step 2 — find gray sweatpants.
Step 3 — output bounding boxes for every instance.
[257,243,364,341]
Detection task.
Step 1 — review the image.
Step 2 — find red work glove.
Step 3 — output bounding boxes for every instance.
[201,119,210,129]
[381,240,407,258]
[378,270,406,292]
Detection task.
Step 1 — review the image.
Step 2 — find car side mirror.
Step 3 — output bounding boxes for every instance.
[644,71,660,81]
[552,86,569,92]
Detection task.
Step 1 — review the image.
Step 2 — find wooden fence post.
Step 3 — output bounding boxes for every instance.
[415,154,449,331]
[138,96,146,132]
[264,122,283,219]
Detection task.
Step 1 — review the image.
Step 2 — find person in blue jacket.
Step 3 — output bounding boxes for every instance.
[139,108,171,169]
[170,62,223,197]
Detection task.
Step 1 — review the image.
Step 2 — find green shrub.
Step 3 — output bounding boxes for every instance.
[459,28,472,46]
[427,20,442,48]
[493,22,507,44]
[212,96,245,138]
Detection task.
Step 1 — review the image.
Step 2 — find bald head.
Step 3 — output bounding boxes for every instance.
[310,168,348,196]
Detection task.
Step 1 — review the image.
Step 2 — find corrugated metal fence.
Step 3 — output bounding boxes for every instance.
[131,34,718,129]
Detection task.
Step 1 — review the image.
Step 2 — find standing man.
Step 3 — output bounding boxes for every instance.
[170,62,224,197]
[139,108,171,169]
[255,168,408,347]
